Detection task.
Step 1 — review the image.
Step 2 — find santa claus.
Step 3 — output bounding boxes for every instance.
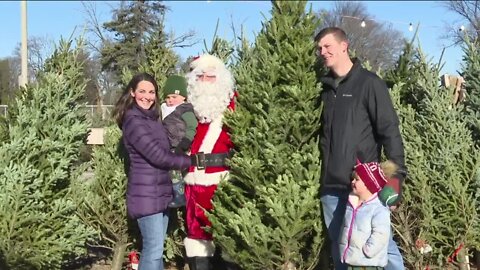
[184,54,236,270]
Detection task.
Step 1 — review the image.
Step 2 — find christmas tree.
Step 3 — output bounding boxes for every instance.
[101,0,168,81]
[459,37,480,269]
[389,44,480,269]
[0,39,94,269]
[384,28,418,91]
[76,20,183,268]
[121,26,180,89]
[461,38,480,146]
[73,125,131,270]
[209,1,324,269]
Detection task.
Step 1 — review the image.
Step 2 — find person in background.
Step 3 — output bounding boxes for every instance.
[315,26,407,270]
[161,75,198,208]
[112,72,191,270]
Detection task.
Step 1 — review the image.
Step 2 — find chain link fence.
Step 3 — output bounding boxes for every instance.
[82,105,114,117]
[82,105,115,127]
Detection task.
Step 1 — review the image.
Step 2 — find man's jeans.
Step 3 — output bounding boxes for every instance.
[137,211,170,270]
[321,190,404,270]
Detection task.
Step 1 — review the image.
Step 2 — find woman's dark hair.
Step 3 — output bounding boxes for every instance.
[112,72,159,127]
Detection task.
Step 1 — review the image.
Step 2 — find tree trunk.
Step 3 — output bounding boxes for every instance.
[475,249,480,269]
[95,85,105,120]
[111,242,128,270]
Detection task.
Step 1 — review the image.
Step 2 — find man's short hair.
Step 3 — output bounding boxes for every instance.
[314,27,348,43]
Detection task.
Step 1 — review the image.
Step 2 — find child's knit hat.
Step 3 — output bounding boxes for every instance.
[354,159,388,194]
[164,75,187,98]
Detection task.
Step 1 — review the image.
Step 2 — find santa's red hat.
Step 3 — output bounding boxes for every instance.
[354,160,388,194]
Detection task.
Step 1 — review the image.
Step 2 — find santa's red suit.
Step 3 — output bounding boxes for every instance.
[183,106,234,257]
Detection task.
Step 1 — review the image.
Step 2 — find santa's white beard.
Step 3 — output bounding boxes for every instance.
[189,82,232,123]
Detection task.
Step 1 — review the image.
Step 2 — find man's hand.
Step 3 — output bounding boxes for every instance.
[379,177,403,207]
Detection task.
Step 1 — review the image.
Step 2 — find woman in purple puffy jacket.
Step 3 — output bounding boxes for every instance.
[112,73,191,270]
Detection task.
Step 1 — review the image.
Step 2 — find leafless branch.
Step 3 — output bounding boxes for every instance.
[317,1,404,71]
[169,30,199,48]
[439,1,480,43]
[81,1,113,53]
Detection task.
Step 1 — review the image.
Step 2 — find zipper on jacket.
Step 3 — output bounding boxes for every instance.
[342,202,361,262]
[327,88,337,170]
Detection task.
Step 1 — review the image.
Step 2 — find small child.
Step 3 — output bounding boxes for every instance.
[161,75,198,208]
[339,159,399,270]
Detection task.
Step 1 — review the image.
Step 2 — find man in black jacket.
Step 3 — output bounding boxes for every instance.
[315,27,407,270]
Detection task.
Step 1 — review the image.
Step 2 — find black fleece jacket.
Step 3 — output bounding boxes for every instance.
[319,59,407,191]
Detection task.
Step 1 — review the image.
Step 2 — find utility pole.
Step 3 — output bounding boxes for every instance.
[19,0,28,87]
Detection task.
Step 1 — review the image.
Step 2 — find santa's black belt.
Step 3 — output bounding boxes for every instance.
[191,152,232,170]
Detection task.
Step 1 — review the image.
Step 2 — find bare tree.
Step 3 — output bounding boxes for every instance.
[317,1,405,72]
[80,1,198,106]
[28,36,55,75]
[0,59,12,104]
[81,1,115,54]
[6,57,19,91]
[439,0,480,44]
[80,1,125,107]
[8,36,56,86]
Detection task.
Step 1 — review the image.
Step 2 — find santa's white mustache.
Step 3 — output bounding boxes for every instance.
[189,82,232,123]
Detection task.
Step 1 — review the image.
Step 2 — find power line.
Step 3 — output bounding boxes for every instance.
[340,15,471,34]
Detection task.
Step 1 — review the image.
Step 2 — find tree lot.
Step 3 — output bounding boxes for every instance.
[0,1,479,269]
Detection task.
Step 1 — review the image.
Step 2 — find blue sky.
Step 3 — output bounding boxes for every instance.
[0,1,466,75]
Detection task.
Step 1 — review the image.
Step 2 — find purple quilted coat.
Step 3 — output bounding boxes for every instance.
[122,104,191,219]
